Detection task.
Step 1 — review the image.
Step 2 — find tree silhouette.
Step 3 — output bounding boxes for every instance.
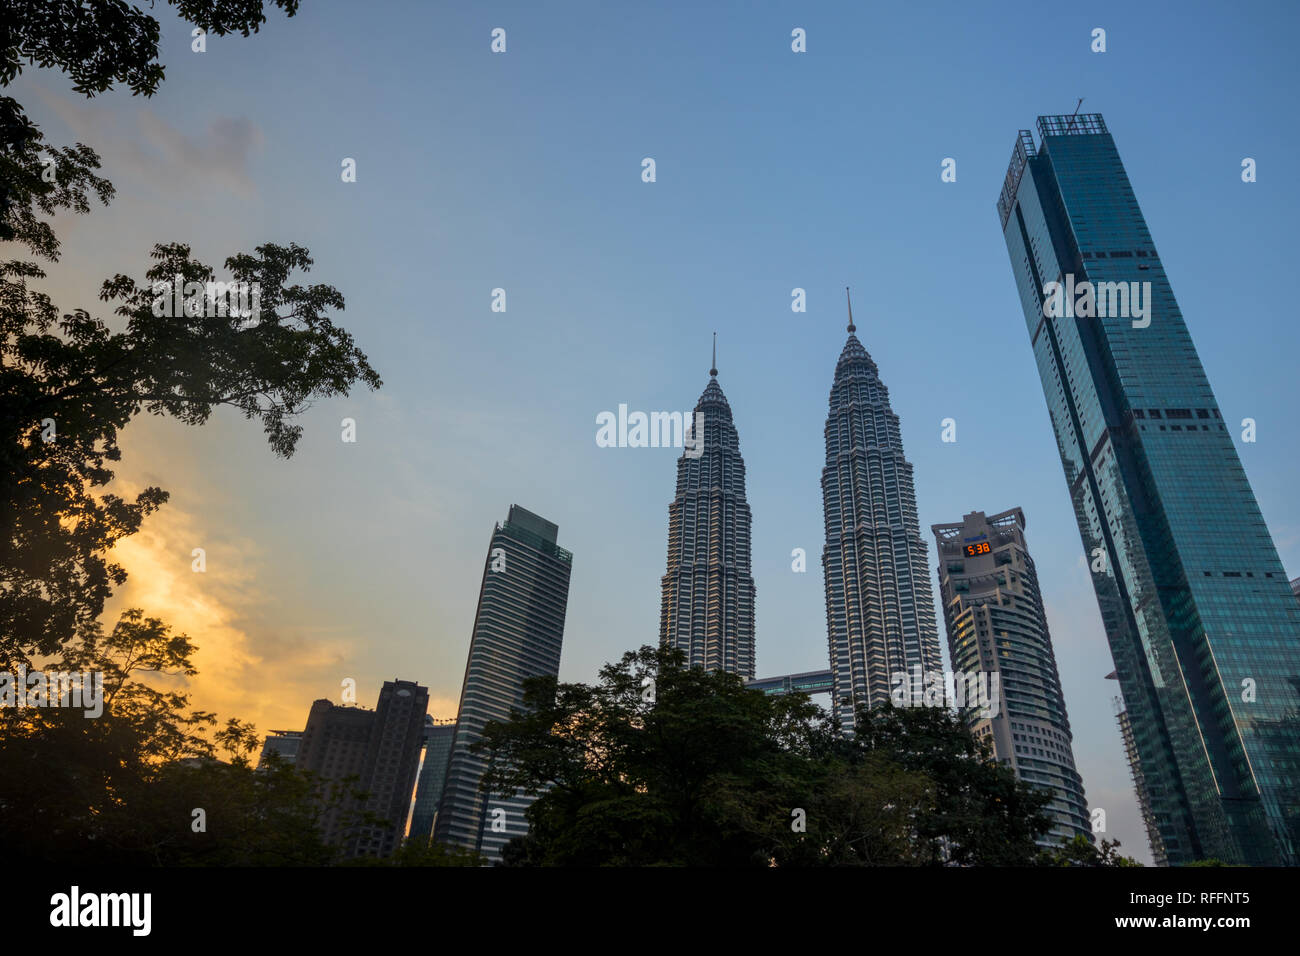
[0,1,381,865]
[1,1,379,667]
[478,645,1055,866]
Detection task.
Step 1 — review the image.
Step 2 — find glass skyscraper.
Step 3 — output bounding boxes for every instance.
[406,717,456,844]
[932,508,1092,849]
[660,342,757,678]
[998,113,1300,865]
[821,298,941,733]
[433,506,572,863]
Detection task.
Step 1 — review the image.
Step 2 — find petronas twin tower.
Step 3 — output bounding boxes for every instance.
[659,338,757,678]
[659,299,941,732]
[820,303,941,731]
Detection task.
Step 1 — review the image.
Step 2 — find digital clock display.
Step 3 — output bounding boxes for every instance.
[964,542,992,557]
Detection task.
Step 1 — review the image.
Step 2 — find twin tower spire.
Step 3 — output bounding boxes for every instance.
[705,286,855,376]
[661,290,938,730]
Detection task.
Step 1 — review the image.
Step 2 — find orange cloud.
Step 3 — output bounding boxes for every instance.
[102,472,358,734]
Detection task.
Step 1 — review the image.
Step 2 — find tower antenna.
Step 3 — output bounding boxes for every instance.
[846,286,856,334]
[1066,97,1085,132]
[710,331,717,377]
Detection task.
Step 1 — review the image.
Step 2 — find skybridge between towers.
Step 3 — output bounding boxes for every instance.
[745,670,834,697]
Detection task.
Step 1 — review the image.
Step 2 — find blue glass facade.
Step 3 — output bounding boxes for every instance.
[998,114,1300,865]
[407,718,456,843]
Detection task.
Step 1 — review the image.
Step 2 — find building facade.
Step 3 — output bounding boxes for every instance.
[295,679,428,859]
[822,297,942,732]
[351,680,428,858]
[997,113,1300,864]
[660,342,757,678]
[932,508,1092,849]
[433,506,572,863]
[256,730,303,768]
[407,717,457,843]
[296,700,376,851]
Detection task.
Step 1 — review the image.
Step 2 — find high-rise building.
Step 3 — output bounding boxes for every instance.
[932,508,1092,849]
[296,700,375,850]
[256,729,303,768]
[822,293,942,732]
[660,337,757,678]
[351,680,429,858]
[295,679,429,859]
[997,113,1300,865]
[1291,577,1299,604]
[407,717,457,843]
[433,506,572,863]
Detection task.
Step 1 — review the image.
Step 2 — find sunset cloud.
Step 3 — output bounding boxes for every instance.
[102,471,359,734]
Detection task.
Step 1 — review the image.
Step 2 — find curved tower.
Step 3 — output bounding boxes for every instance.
[932,507,1093,849]
[659,336,756,678]
[434,506,572,862]
[822,292,941,732]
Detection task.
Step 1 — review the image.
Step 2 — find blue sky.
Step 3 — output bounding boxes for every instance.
[17,0,1300,863]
